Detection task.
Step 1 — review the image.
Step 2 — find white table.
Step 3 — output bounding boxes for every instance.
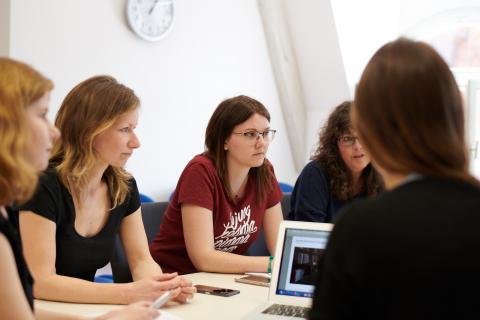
[35,272,269,319]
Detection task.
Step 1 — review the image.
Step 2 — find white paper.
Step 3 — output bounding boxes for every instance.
[244,272,271,279]
[155,310,183,320]
[86,310,182,320]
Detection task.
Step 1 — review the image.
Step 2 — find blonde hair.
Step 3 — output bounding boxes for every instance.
[0,58,53,204]
[50,75,140,209]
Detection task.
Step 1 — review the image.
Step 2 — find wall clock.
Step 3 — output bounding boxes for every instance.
[127,0,174,42]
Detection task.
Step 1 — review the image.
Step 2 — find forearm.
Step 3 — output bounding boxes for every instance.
[34,274,130,304]
[193,251,269,273]
[130,257,163,281]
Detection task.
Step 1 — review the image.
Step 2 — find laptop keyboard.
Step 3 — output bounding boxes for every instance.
[262,304,309,318]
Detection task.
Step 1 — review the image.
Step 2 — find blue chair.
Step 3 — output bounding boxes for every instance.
[94,274,114,283]
[246,193,291,256]
[111,201,169,283]
[139,193,154,203]
[278,182,294,193]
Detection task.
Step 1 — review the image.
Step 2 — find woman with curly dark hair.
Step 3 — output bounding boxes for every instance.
[289,101,382,222]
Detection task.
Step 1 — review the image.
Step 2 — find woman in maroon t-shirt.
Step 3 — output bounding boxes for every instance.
[150,95,283,274]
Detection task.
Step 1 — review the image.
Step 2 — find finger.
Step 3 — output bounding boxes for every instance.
[181,286,197,294]
[148,309,161,319]
[147,278,180,297]
[180,290,195,299]
[133,300,153,308]
[179,276,192,287]
[174,293,193,304]
[152,277,182,291]
[168,287,182,299]
[152,272,178,281]
[173,295,187,304]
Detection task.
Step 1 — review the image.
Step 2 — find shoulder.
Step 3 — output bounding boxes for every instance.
[0,216,8,235]
[37,167,63,189]
[183,154,217,176]
[297,161,329,185]
[127,175,138,189]
[303,161,328,177]
[337,176,480,226]
[377,176,480,204]
[188,154,214,167]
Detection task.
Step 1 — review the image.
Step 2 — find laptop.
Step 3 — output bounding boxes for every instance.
[243,220,333,319]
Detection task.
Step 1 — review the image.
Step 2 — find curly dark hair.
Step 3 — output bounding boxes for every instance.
[311,101,382,200]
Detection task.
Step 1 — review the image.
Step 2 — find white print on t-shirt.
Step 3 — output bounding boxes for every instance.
[214,205,258,253]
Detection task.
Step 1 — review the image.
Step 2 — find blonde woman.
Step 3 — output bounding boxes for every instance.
[0,58,159,319]
[19,76,195,304]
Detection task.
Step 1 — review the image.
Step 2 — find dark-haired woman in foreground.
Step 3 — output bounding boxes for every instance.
[310,38,480,319]
[289,101,381,222]
[150,95,283,274]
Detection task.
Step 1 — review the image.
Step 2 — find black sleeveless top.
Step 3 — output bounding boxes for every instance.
[0,207,34,309]
[19,168,140,281]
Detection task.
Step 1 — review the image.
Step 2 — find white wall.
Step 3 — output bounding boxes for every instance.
[399,0,480,32]
[331,0,480,94]
[0,0,9,56]
[284,0,350,159]
[331,0,401,96]
[8,0,297,200]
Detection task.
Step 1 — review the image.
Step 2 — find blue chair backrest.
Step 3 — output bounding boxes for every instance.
[278,182,294,193]
[111,201,169,282]
[246,193,291,256]
[139,193,154,203]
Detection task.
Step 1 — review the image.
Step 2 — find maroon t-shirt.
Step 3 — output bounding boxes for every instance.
[150,154,282,274]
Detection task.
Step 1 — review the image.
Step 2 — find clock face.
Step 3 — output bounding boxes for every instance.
[127,0,174,42]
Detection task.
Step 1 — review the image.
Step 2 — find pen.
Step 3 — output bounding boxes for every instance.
[152,291,174,309]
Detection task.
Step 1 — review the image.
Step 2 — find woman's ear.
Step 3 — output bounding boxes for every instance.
[224,137,230,151]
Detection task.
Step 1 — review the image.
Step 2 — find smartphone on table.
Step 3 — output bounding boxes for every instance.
[194,284,240,297]
[234,275,270,287]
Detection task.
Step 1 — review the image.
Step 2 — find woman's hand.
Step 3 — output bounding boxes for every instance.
[172,276,196,303]
[124,273,182,303]
[97,301,160,320]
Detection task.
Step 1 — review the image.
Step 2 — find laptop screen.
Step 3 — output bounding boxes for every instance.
[275,228,330,298]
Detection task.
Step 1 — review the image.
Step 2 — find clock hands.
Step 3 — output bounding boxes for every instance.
[148,0,160,15]
[148,0,172,15]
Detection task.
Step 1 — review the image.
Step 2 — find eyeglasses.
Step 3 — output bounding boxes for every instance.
[338,135,360,147]
[232,130,277,142]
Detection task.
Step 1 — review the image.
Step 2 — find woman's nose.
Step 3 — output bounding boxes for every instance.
[49,122,60,142]
[129,132,141,149]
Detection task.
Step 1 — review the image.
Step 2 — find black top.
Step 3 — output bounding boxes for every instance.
[289,161,364,222]
[19,168,140,281]
[0,207,34,309]
[310,177,480,320]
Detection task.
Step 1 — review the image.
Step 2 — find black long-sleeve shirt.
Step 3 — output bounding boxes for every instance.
[310,177,480,320]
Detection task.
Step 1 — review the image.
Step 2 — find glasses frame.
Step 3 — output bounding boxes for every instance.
[232,129,277,142]
[338,135,360,147]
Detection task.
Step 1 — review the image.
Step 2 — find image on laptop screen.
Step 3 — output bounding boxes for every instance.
[275,228,330,298]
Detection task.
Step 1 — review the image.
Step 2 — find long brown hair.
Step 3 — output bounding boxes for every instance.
[312,101,382,200]
[354,38,478,186]
[0,58,53,204]
[51,75,140,209]
[204,95,274,203]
